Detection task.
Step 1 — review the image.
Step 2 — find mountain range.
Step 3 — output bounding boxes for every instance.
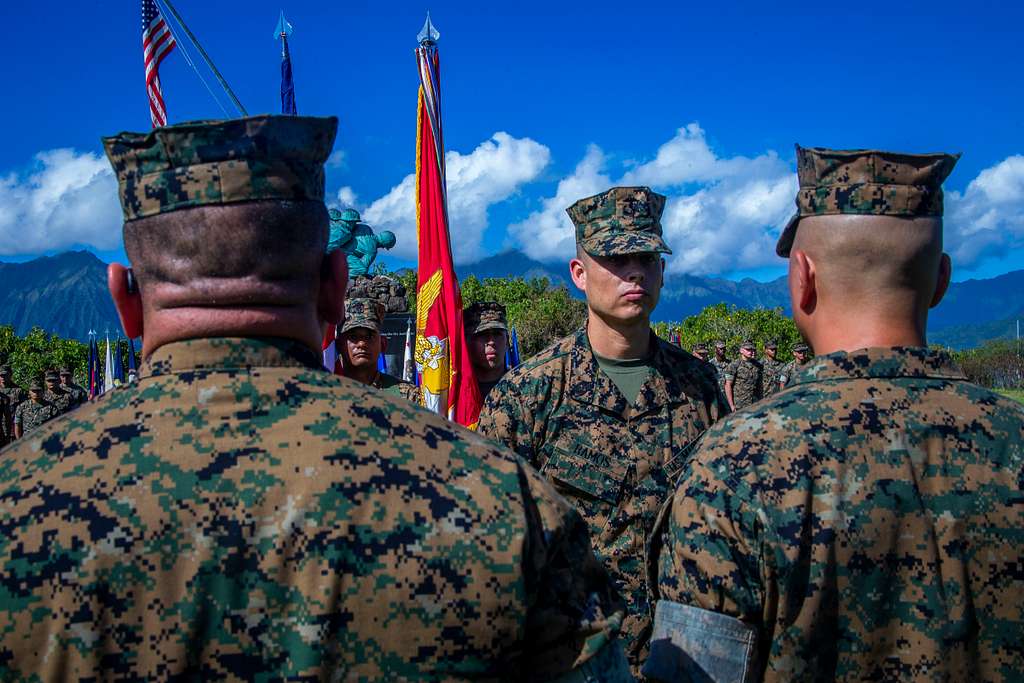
[1,250,1021,349]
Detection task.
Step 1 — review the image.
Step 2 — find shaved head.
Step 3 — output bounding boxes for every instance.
[792,214,944,312]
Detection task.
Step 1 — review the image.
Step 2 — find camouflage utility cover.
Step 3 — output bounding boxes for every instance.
[567,186,671,257]
[777,146,960,257]
[725,357,763,409]
[103,115,337,221]
[340,296,386,333]
[478,327,728,668]
[0,337,630,680]
[465,301,508,335]
[652,347,1024,681]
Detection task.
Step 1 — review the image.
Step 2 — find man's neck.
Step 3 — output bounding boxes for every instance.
[807,309,927,356]
[475,366,505,383]
[586,310,651,360]
[343,365,378,385]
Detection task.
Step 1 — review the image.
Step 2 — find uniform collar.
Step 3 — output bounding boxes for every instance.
[143,337,323,378]
[568,326,677,418]
[788,346,965,388]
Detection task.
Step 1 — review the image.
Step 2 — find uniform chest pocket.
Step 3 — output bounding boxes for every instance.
[544,444,631,505]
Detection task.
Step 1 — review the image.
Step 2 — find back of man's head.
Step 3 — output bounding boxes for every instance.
[103,115,342,355]
[779,146,958,351]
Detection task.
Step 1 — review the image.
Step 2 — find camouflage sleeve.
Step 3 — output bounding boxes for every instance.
[653,448,769,635]
[398,382,421,406]
[723,361,738,382]
[12,404,22,429]
[478,377,538,465]
[515,459,630,679]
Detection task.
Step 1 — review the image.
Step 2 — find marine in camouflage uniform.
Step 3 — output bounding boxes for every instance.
[464,301,509,400]
[0,366,26,445]
[42,369,73,414]
[648,147,1024,682]
[59,367,88,407]
[479,186,728,671]
[12,382,58,437]
[709,341,729,392]
[759,340,785,397]
[778,342,811,388]
[723,340,763,409]
[339,297,421,405]
[0,115,630,680]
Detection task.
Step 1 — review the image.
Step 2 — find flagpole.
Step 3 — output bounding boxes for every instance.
[158,0,249,117]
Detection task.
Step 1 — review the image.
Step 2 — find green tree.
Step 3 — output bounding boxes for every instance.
[656,304,805,360]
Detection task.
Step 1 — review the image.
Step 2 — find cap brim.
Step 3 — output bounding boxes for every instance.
[580,232,672,257]
[776,214,800,257]
[470,322,507,335]
[339,320,381,334]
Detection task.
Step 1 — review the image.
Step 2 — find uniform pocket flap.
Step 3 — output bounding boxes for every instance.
[546,446,629,505]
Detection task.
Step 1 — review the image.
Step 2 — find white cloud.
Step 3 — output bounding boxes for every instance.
[327,150,346,168]
[945,155,1024,269]
[508,145,611,262]
[0,149,122,255]
[333,186,359,210]
[362,132,550,262]
[510,124,795,275]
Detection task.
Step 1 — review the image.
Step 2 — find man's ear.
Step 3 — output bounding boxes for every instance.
[318,250,348,326]
[791,249,817,315]
[930,253,952,309]
[569,256,587,293]
[108,263,144,339]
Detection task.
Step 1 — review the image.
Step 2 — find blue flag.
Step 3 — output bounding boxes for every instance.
[276,11,296,115]
[113,339,126,384]
[508,327,521,368]
[377,352,388,374]
[127,337,138,373]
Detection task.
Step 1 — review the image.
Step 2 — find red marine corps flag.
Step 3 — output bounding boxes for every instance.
[413,14,482,427]
[142,0,176,127]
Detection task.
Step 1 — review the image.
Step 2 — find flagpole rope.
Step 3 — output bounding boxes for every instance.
[153,0,230,118]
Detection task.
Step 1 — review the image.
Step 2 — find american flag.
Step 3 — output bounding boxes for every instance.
[142,0,175,127]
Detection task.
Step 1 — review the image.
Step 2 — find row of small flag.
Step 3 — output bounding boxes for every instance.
[85,334,138,399]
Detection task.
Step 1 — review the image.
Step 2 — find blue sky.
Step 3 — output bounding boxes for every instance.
[1,0,1022,282]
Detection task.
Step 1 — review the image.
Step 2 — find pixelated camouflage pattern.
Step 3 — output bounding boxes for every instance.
[652,346,1024,682]
[61,380,88,407]
[44,386,73,414]
[0,386,24,444]
[724,358,763,409]
[12,397,58,434]
[778,146,960,257]
[567,187,671,256]
[778,355,811,388]
[464,301,508,335]
[102,115,337,221]
[341,296,386,333]
[372,371,422,405]
[760,357,785,396]
[478,327,728,671]
[0,337,629,680]
[709,356,729,393]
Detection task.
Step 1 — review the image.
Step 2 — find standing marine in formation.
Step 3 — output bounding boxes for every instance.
[0,115,631,680]
[648,146,1024,682]
[464,301,509,400]
[59,367,88,407]
[479,186,728,672]
[723,340,763,410]
[709,340,729,391]
[778,341,811,388]
[690,343,709,361]
[12,381,58,439]
[338,296,420,404]
[759,340,784,397]
[0,365,26,445]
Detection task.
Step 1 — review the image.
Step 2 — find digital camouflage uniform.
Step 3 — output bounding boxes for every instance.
[709,347,729,393]
[0,116,631,681]
[0,371,27,445]
[760,345,785,397]
[13,391,58,435]
[724,355,763,409]
[778,345,811,388]
[479,186,728,671]
[60,370,88,407]
[650,347,1024,682]
[43,376,73,414]
[645,147,1022,682]
[341,297,421,405]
